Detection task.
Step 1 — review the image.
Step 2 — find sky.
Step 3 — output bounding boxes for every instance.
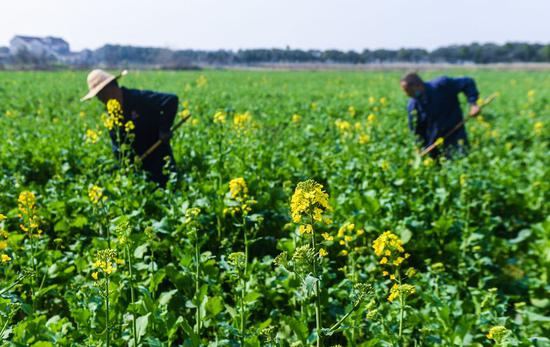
[1,0,549,52]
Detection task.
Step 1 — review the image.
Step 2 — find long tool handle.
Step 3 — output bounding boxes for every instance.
[420,93,497,156]
[139,114,192,161]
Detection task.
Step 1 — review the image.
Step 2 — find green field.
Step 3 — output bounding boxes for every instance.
[0,70,548,346]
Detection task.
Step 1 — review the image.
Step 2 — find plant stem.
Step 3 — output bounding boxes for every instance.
[240,270,245,346]
[195,232,201,336]
[398,272,404,339]
[310,216,322,347]
[106,277,110,347]
[126,246,137,347]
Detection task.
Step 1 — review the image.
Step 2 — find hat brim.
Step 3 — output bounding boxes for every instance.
[80,70,128,102]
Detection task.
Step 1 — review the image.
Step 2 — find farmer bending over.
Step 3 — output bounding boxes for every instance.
[81,69,177,187]
[400,72,480,157]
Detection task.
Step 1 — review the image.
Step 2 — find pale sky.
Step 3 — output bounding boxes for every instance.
[1,0,548,51]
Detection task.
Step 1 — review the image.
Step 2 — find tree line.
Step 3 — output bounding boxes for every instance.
[3,42,549,69]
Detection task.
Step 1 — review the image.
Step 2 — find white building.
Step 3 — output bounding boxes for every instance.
[9,36,70,57]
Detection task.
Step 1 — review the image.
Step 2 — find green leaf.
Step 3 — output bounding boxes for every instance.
[134,243,149,258]
[159,289,178,307]
[205,296,223,316]
[136,313,150,343]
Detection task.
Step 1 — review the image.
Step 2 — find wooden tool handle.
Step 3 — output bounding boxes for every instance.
[139,113,192,161]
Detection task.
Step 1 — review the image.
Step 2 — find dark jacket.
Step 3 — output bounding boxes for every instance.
[109,87,178,186]
[407,76,479,156]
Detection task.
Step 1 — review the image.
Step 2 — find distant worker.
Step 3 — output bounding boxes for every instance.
[81,69,178,187]
[400,72,480,157]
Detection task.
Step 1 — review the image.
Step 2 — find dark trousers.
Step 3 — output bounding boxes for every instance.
[141,143,176,187]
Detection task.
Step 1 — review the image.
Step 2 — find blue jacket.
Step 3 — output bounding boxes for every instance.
[109,87,178,185]
[407,76,479,153]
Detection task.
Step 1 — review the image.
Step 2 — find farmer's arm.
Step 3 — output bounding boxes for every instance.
[448,77,480,116]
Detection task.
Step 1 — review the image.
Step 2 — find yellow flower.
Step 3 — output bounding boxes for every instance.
[85,129,100,144]
[344,235,353,242]
[390,274,396,280]
[319,248,328,257]
[372,231,404,257]
[229,178,248,201]
[233,112,252,130]
[527,90,535,99]
[339,249,348,256]
[380,257,388,264]
[213,111,226,124]
[348,106,356,117]
[358,133,369,144]
[382,271,389,276]
[534,121,543,135]
[299,224,313,234]
[0,241,7,250]
[423,158,434,167]
[379,97,387,105]
[18,191,36,212]
[368,96,376,104]
[0,214,6,222]
[290,179,330,224]
[292,114,301,123]
[91,271,99,280]
[335,119,351,134]
[435,137,444,146]
[180,109,191,118]
[124,121,135,133]
[393,257,404,266]
[460,174,467,187]
[88,185,104,204]
[196,75,208,88]
[487,326,508,341]
[388,283,415,302]
[321,232,333,241]
[1,254,11,263]
[103,99,124,130]
[93,249,117,277]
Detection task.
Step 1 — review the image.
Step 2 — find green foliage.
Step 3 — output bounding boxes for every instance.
[0,70,548,346]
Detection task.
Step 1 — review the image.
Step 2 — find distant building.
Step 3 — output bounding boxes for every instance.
[9,35,70,57]
[0,46,9,58]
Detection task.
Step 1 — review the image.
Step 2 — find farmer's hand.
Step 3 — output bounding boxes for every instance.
[159,130,172,141]
[469,104,481,117]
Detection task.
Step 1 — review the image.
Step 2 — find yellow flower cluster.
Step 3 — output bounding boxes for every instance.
[534,121,543,135]
[292,114,301,123]
[196,75,208,88]
[85,129,100,144]
[88,185,105,204]
[225,178,255,215]
[18,191,40,235]
[233,111,252,130]
[102,99,124,130]
[486,325,508,341]
[335,222,365,256]
[335,119,351,134]
[213,111,227,124]
[1,254,11,263]
[348,106,356,117]
[367,113,376,123]
[290,179,330,225]
[372,231,409,266]
[92,249,119,280]
[387,283,415,302]
[229,178,248,201]
[124,120,135,133]
[183,207,201,225]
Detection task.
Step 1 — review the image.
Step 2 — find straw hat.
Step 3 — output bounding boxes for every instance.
[81,69,128,101]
